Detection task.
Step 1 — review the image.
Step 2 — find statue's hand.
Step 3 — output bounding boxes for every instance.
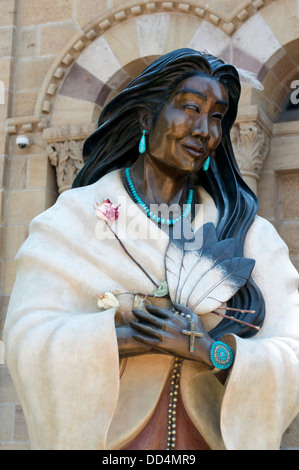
[130,303,214,367]
[116,324,153,358]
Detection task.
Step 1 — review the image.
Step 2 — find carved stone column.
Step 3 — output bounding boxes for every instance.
[231,105,272,194]
[43,123,96,193]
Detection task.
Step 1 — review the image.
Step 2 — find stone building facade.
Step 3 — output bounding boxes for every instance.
[1,0,299,449]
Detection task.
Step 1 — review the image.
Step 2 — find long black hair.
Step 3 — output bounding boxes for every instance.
[73,48,265,339]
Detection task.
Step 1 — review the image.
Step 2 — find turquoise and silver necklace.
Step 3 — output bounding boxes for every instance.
[124,167,194,226]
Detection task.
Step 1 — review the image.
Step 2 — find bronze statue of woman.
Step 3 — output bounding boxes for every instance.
[4,49,299,450]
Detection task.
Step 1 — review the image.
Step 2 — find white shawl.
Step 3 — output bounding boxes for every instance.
[3,169,299,450]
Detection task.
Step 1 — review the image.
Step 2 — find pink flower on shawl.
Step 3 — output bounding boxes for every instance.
[95,199,120,222]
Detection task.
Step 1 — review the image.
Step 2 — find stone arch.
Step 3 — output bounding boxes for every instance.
[35,0,276,125]
[228,0,299,121]
[253,35,299,122]
[44,14,232,127]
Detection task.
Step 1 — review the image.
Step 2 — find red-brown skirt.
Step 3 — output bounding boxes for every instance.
[122,374,211,451]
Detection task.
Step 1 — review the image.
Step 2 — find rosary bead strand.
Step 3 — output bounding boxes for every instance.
[166,357,183,450]
[166,309,190,450]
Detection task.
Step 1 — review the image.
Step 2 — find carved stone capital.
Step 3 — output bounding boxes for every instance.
[46,140,84,193]
[231,121,270,179]
[231,106,272,194]
[43,124,96,193]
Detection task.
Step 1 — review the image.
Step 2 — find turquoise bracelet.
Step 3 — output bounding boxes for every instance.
[210,341,234,369]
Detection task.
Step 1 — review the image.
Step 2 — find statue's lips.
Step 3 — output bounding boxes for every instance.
[182,144,205,158]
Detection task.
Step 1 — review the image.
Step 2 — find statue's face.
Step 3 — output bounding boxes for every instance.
[147,75,228,173]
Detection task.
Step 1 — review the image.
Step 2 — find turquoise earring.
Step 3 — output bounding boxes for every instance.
[139,130,146,154]
[203,156,210,171]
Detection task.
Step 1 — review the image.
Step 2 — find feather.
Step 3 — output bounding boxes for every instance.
[165,239,185,302]
[176,249,200,302]
[188,257,255,314]
[178,238,236,304]
[165,217,195,302]
[179,254,214,304]
[199,49,264,90]
[236,67,264,91]
[198,222,218,249]
[207,238,235,265]
[167,223,222,303]
[165,222,254,314]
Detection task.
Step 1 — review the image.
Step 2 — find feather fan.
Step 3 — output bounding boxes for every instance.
[165,222,255,314]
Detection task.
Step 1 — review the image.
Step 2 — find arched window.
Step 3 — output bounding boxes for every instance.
[278,87,299,122]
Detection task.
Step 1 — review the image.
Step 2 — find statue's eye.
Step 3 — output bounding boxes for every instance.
[183,104,200,113]
[212,113,223,121]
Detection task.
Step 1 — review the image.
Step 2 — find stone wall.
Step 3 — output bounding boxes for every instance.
[1,0,299,450]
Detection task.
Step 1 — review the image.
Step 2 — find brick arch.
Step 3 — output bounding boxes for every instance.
[35,0,276,125]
